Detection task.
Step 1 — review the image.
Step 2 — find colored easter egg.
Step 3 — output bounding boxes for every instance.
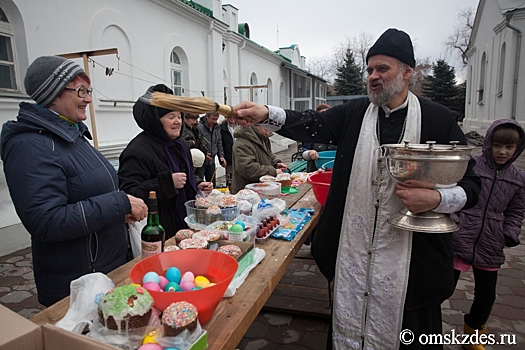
[138,344,163,350]
[142,330,159,345]
[194,275,211,288]
[165,267,181,283]
[142,271,160,285]
[191,286,202,291]
[164,281,182,292]
[230,224,243,232]
[234,221,246,230]
[181,271,195,282]
[142,282,162,292]
[158,275,169,290]
[180,280,195,291]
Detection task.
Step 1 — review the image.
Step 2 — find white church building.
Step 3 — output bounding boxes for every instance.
[0,0,327,255]
[463,0,525,132]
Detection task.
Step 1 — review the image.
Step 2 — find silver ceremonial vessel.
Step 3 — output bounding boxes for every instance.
[383,141,474,233]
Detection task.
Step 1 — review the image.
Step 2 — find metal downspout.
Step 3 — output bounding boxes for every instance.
[238,40,246,101]
[289,68,292,109]
[505,13,522,120]
[206,20,214,96]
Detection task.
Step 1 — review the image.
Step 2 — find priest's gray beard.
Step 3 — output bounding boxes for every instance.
[367,68,405,107]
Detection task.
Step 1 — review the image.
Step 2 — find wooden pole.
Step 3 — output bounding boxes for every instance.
[234,84,268,103]
[58,48,119,149]
[81,53,98,148]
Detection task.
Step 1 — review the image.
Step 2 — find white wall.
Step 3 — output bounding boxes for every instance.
[0,0,320,252]
[463,1,525,134]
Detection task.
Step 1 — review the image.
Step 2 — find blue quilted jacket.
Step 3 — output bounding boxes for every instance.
[452,119,525,268]
[0,102,131,306]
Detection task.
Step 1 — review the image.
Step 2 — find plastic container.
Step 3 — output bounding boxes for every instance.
[185,200,239,227]
[129,250,238,325]
[205,220,256,245]
[314,150,337,169]
[307,171,332,206]
[255,224,280,244]
[321,160,335,171]
[245,182,280,199]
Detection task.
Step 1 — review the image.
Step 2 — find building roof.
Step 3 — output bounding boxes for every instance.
[496,0,525,14]
[179,0,213,16]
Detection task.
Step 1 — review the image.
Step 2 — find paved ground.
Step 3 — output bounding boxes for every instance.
[1,142,525,349]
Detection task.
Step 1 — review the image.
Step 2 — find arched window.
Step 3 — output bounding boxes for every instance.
[250,72,258,103]
[170,50,182,96]
[267,78,273,105]
[0,7,17,90]
[223,70,229,105]
[478,52,486,104]
[497,43,506,96]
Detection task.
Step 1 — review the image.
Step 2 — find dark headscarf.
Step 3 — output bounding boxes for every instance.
[133,84,197,222]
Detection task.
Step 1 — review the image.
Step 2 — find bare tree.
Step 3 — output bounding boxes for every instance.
[330,32,374,84]
[443,8,475,66]
[410,57,433,96]
[306,55,337,83]
[350,32,375,83]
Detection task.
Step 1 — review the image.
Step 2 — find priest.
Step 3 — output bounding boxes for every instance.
[233,28,481,350]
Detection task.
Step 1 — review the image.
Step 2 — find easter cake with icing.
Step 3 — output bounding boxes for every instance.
[97,284,154,331]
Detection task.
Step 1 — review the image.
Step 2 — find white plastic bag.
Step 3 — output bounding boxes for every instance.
[223,248,266,297]
[128,218,147,258]
[55,272,115,331]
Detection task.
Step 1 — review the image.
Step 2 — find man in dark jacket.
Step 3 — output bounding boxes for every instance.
[181,113,207,155]
[234,28,481,349]
[220,115,237,187]
[197,112,226,186]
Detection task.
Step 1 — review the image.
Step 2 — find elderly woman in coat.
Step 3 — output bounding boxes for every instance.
[118,84,212,239]
[0,56,148,307]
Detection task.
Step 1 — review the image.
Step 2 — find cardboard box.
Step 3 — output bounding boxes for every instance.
[0,304,120,350]
[218,240,254,278]
[0,303,208,349]
[42,324,120,349]
[0,304,43,350]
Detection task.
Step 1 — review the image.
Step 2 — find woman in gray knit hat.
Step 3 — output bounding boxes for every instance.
[0,56,148,307]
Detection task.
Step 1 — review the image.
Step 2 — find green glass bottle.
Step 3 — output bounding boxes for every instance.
[141,191,165,258]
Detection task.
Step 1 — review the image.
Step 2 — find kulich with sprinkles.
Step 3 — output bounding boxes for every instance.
[193,230,221,250]
[175,229,194,244]
[194,197,213,224]
[218,194,238,221]
[218,244,242,259]
[162,301,199,336]
[179,237,208,250]
[205,205,222,224]
[97,284,154,331]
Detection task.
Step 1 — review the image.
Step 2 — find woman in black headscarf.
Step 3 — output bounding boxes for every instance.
[118,84,212,239]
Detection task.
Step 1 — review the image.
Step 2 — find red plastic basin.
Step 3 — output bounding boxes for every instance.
[307,171,332,206]
[129,249,238,325]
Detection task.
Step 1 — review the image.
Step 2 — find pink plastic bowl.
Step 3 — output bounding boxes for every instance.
[129,249,238,325]
[307,171,332,206]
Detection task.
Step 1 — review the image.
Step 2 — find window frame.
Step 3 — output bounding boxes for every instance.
[170,50,182,96]
[0,12,19,92]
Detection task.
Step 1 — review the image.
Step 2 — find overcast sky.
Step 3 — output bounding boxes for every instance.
[228,0,480,73]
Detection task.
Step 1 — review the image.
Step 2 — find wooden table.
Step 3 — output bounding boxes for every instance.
[31,184,322,350]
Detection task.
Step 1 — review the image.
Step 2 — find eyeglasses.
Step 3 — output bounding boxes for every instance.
[64,85,93,98]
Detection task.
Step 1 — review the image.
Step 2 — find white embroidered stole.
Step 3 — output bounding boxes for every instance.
[332,92,421,350]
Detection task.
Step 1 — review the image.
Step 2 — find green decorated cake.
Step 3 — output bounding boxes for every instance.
[97,284,154,331]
